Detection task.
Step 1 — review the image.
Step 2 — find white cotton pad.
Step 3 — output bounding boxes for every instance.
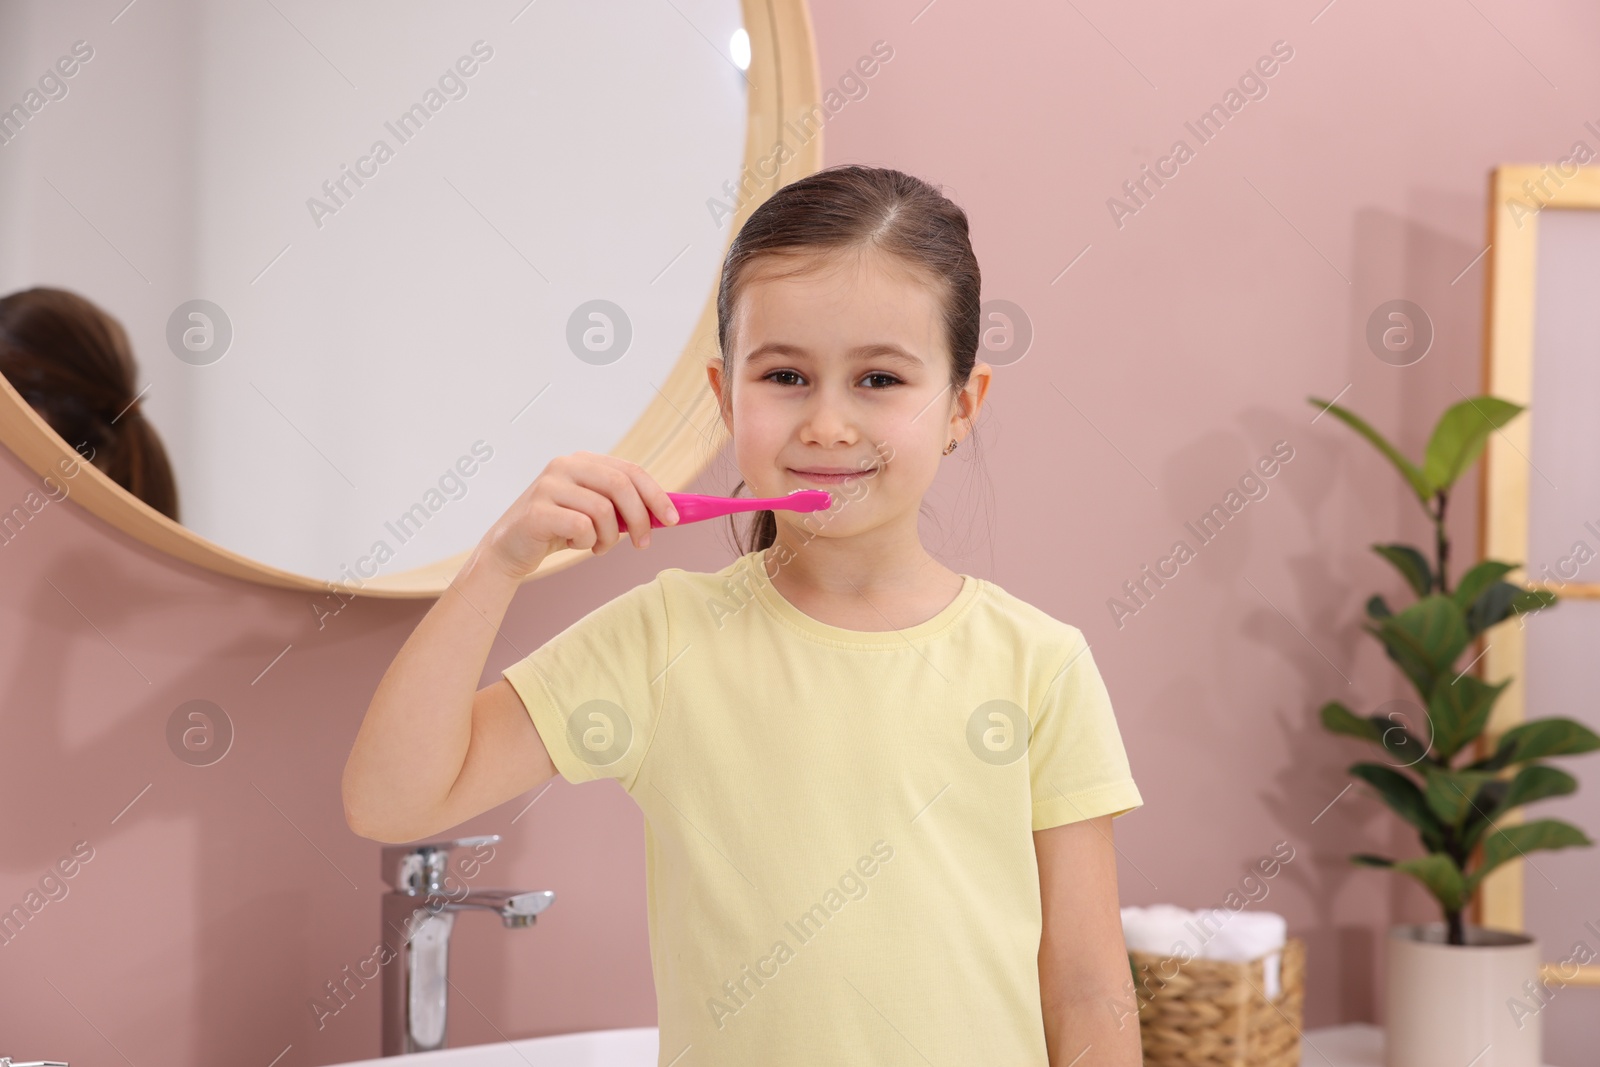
[1195,908,1287,997]
[1123,906,1288,999]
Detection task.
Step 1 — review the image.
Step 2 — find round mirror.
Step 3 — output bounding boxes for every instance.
[0,0,821,596]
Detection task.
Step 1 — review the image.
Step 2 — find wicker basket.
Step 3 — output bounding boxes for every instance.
[1127,936,1305,1067]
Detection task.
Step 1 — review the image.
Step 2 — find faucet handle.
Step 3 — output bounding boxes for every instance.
[381,834,500,894]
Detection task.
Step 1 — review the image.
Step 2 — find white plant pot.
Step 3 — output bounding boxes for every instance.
[1384,922,1541,1067]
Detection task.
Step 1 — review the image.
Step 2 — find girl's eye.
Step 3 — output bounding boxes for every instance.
[761,370,902,388]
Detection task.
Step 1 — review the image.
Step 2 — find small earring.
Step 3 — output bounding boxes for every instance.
[943,438,959,456]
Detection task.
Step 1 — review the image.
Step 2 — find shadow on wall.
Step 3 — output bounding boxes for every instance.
[1254,202,1495,1028]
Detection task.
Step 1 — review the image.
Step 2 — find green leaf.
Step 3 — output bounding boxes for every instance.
[1420,767,1496,827]
[1350,763,1446,851]
[1465,582,1520,636]
[1376,715,1434,768]
[1499,763,1579,812]
[1322,702,1433,767]
[1466,582,1555,635]
[1467,819,1592,895]
[1394,853,1468,913]
[1427,675,1508,763]
[1369,596,1471,699]
[1421,397,1524,494]
[1308,396,1433,501]
[1321,701,1383,743]
[1465,585,1516,633]
[1373,543,1434,597]
[1485,718,1600,768]
[1351,853,1396,867]
[1453,561,1517,614]
[1461,767,1579,854]
[1366,594,1393,620]
[1461,780,1510,855]
[1512,586,1559,613]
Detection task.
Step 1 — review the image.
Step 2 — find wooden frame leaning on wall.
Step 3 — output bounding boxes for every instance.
[1479,162,1600,989]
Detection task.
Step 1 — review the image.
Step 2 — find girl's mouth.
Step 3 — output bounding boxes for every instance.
[788,468,874,485]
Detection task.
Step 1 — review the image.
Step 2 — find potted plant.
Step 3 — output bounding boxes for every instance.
[1307,394,1598,1067]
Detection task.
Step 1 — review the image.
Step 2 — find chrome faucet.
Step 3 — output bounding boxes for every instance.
[379,834,555,1055]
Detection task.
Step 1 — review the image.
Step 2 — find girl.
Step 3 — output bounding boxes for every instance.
[343,165,1145,1065]
[0,287,180,520]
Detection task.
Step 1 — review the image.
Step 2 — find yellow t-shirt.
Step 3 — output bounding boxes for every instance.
[502,549,1143,1066]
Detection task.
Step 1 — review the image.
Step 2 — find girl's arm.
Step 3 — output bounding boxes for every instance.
[1036,815,1144,1065]
[340,452,677,843]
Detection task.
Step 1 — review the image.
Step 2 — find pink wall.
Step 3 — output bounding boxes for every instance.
[3,1,1597,1063]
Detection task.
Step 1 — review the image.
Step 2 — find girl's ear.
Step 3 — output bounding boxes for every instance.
[706,359,733,431]
[705,359,723,405]
[955,361,994,429]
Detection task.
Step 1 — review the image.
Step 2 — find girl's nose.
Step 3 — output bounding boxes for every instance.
[798,396,857,446]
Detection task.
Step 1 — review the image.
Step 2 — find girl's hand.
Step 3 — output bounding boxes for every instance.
[480,451,679,581]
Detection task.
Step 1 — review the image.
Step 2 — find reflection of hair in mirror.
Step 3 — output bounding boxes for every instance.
[715,164,981,554]
[0,287,179,521]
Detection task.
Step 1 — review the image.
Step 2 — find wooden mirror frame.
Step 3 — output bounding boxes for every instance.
[1479,162,1600,988]
[0,0,822,599]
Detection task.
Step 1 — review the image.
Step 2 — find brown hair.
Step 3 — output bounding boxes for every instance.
[0,287,179,520]
[715,164,981,554]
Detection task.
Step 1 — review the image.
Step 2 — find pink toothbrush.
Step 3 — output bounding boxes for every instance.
[615,490,833,531]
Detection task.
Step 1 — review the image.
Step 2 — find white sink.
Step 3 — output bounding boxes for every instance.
[329,1028,659,1066]
[331,1025,1570,1067]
